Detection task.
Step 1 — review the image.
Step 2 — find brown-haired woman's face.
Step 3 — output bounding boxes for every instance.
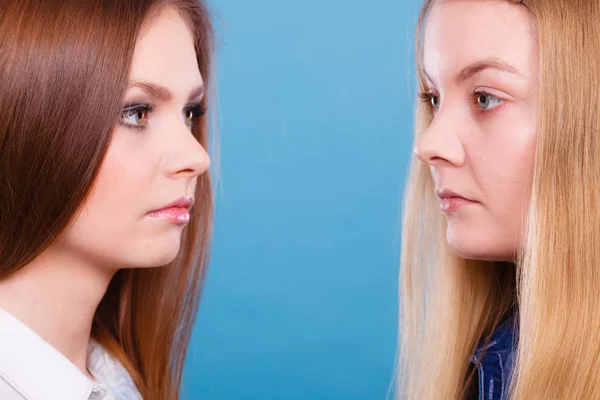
[414,0,538,261]
[55,6,209,269]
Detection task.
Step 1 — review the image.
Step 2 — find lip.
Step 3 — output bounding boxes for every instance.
[436,189,477,212]
[146,196,194,224]
[150,197,194,213]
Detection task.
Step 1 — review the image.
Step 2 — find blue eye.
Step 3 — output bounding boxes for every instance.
[474,92,503,111]
[419,92,440,112]
[120,104,155,129]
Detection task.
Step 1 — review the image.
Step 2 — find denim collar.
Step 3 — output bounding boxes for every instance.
[471,313,519,400]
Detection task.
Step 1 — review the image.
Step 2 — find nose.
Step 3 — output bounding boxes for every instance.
[166,123,211,180]
[413,109,465,167]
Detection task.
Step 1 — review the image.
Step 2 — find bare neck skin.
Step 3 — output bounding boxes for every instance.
[0,246,115,379]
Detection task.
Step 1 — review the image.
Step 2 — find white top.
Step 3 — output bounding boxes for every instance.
[0,307,142,400]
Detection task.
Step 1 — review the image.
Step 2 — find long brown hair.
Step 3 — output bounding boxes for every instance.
[0,1,215,398]
[398,0,600,399]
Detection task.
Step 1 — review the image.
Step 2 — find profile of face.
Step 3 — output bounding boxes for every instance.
[53,6,210,269]
[414,0,538,261]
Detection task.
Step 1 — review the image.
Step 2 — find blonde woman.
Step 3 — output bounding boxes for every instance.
[398,0,600,399]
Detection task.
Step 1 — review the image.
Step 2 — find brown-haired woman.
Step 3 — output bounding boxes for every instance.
[0,1,215,399]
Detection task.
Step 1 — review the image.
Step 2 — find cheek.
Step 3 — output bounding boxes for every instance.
[53,136,172,268]
[480,120,536,220]
[481,144,533,198]
[445,122,536,261]
[84,138,149,224]
[467,128,536,258]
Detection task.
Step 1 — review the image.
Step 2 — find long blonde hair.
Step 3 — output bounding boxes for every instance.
[397,0,600,398]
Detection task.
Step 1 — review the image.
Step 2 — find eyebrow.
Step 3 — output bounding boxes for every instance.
[423,57,523,86]
[127,80,205,102]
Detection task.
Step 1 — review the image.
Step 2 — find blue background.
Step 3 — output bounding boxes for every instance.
[183,1,422,398]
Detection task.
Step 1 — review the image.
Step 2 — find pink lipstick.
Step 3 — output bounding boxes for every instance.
[146,197,193,224]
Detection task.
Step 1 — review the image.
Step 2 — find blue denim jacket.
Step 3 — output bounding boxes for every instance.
[470,314,518,400]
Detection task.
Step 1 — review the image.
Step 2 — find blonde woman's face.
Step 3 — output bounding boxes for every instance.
[414,0,538,261]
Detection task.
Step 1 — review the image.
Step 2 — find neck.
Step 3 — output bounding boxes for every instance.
[0,245,116,378]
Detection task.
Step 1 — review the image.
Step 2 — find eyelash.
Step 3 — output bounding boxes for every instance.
[184,104,208,126]
[418,92,435,107]
[119,103,207,131]
[119,103,156,130]
[418,91,506,114]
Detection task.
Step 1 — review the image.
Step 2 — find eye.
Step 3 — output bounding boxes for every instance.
[120,104,155,129]
[183,104,207,128]
[419,92,441,112]
[474,92,504,111]
[185,108,195,124]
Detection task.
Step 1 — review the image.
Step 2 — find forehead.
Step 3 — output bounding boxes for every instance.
[129,6,202,84]
[423,0,536,82]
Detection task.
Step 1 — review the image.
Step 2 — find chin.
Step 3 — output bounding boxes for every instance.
[446,227,514,262]
[131,237,183,268]
[143,249,181,267]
